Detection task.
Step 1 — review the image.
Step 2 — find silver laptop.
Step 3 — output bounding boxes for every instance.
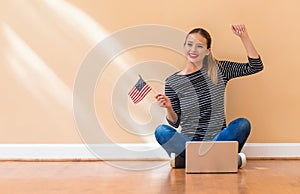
[185,141,238,173]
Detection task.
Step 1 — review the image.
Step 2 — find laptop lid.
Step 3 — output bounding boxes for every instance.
[185,141,238,173]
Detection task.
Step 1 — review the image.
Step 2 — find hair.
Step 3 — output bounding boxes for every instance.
[185,28,219,84]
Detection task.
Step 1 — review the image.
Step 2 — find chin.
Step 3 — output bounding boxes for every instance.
[188,58,201,63]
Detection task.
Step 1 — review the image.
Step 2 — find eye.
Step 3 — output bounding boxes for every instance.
[197,45,203,48]
[187,43,193,47]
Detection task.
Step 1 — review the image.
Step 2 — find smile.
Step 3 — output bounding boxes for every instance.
[189,53,199,59]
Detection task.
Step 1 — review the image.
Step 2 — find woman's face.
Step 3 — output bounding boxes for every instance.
[184,33,210,64]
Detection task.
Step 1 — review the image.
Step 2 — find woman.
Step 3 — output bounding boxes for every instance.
[154,24,264,168]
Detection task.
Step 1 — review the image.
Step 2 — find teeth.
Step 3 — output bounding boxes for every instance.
[189,54,198,57]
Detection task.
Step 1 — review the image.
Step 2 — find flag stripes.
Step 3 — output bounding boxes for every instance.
[128,78,152,104]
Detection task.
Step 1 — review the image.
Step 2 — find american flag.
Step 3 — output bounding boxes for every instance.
[128,77,152,104]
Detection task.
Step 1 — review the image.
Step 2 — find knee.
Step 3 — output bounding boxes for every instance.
[154,124,163,139]
[237,118,251,135]
[154,124,168,140]
[154,124,174,143]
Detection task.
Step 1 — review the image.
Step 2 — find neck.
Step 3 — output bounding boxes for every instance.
[180,61,203,75]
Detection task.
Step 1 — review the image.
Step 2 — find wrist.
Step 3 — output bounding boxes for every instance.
[240,35,251,42]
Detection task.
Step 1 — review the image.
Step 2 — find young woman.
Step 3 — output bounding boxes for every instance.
[154,24,264,168]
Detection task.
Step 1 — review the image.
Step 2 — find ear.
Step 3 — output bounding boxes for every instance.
[206,48,211,56]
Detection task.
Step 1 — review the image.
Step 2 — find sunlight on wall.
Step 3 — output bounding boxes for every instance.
[43,1,152,143]
[43,0,131,72]
[2,23,72,111]
[0,0,155,143]
[42,0,107,44]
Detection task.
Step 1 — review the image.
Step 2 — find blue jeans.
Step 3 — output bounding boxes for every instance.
[155,118,251,158]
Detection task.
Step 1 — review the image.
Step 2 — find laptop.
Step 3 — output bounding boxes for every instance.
[185,141,238,173]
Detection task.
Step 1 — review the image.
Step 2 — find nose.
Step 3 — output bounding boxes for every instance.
[190,45,197,52]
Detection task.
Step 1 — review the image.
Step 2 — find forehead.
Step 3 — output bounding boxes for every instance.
[186,33,207,45]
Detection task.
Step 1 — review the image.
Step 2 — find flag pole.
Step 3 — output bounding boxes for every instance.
[138,74,158,95]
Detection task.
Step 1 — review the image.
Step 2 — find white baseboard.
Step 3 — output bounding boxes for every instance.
[0,143,299,160]
[242,143,300,159]
[0,144,169,160]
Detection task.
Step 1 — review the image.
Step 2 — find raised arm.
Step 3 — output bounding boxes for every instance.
[231,24,259,59]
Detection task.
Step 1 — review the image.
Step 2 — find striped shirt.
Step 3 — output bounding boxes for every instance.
[165,57,264,140]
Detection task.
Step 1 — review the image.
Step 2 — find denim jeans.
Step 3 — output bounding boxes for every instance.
[155,118,251,158]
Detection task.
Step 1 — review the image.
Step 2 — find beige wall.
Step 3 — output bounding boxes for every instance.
[0,0,299,144]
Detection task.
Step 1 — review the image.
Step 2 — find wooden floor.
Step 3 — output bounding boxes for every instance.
[0,160,299,194]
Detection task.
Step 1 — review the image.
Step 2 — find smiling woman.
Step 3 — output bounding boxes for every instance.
[154,25,263,168]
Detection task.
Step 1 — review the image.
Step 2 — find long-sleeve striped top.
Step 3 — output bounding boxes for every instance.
[165,57,264,141]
